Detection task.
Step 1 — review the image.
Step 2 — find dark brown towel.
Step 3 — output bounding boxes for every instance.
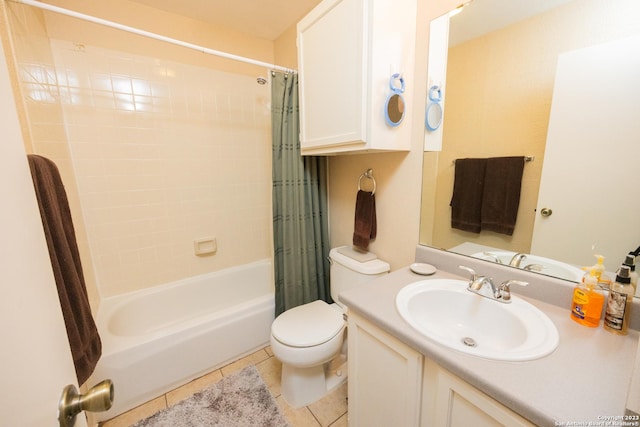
[450,158,487,233]
[481,156,525,236]
[27,155,101,385]
[352,190,376,251]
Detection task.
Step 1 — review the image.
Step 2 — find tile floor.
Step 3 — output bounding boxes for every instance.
[99,346,348,427]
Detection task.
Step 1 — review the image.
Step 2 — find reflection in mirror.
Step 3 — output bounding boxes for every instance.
[425,85,443,131]
[419,0,640,288]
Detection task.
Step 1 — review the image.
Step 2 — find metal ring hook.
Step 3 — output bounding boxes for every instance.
[357,169,376,195]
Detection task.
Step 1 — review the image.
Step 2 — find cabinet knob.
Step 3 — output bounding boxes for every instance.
[540,207,553,217]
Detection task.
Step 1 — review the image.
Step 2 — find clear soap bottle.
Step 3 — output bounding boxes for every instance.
[622,254,638,295]
[603,265,634,335]
[570,268,604,327]
[584,254,611,289]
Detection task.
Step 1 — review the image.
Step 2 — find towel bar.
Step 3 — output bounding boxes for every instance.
[358,169,376,195]
[452,156,534,165]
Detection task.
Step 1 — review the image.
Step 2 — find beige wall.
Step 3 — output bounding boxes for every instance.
[5,0,276,301]
[423,0,640,253]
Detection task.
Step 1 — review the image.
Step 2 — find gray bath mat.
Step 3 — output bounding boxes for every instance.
[132,365,289,427]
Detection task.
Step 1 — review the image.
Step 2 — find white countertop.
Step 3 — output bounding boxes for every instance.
[340,262,639,426]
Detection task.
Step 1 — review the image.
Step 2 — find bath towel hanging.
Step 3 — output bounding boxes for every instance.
[481,156,526,235]
[352,170,377,251]
[450,158,487,233]
[27,154,101,385]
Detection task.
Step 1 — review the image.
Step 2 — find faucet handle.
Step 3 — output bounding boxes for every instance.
[523,264,544,272]
[458,265,477,281]
[482,252,504,264]
[498,279,528,302]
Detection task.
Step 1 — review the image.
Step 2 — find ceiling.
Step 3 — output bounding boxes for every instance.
[129,0,322,40]
[128,0,576,44]
[449,0,574,46]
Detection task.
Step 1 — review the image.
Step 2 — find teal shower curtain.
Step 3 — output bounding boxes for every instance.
[271,71,331,316]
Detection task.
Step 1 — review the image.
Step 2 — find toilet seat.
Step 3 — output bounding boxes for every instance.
[272,300,344,348]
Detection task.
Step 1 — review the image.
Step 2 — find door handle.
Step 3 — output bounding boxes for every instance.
[540,207,553,217]
[58,379,114,427]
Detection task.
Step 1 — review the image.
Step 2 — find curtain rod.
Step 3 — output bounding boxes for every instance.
[10,0,295,73]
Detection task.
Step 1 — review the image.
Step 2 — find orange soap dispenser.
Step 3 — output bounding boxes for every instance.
[570,268,605,327]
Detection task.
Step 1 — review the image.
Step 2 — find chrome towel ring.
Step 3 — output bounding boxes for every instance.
[358,169,376,195]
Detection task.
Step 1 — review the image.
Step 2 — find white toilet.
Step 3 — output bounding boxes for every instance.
[270,246,390,407]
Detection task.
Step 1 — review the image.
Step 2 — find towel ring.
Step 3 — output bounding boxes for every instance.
[358,169,376,195]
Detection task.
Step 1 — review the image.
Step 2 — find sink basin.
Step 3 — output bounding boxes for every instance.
[471,251,584,282]
[395,279,559,361]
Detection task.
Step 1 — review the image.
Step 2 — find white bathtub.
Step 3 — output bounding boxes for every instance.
[88,259,275,421]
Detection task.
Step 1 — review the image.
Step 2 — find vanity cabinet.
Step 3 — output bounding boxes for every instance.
[296,0,417,155]
[348,312,535,427]
[347,312,422,426]
[423,359,536,427]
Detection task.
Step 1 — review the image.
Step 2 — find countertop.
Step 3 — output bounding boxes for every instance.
[340,252,639,426]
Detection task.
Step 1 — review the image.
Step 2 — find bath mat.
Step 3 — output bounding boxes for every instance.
[132,365,289,427]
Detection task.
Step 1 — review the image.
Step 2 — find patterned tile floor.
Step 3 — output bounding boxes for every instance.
[100,346,348,427]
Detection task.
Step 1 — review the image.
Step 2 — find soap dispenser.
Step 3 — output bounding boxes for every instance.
[570,268,604,327]
[603,265,634,335]
[584,254,611,289]
[622,253,638,294]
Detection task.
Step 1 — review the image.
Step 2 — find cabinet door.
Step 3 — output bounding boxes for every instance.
[348,313,422,427]
[297,0,367,151]
[423,359,535,427]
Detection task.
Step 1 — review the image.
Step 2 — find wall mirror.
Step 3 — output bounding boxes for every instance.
[419,0,640,292]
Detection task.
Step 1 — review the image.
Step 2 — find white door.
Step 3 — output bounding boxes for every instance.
[531,35,640,267]
[0,40,87,426]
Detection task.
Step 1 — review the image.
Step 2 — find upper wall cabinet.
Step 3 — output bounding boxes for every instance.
[297,0,417,155]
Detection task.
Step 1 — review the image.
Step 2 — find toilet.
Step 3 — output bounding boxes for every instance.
[270,246,390,407]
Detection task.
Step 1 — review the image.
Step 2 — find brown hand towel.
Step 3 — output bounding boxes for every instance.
[480,156,525,236]
[352,190,376,251]
[450,158,487,233]
[27,155,101,385]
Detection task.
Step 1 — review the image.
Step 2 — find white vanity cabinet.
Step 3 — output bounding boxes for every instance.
[347,312,423,426]
[348,312,535,427]
[296,0,417,155]
[422,359,536,427]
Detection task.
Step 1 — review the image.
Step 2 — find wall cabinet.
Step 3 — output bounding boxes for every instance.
[297,0,417,155]
[348,312,535,427]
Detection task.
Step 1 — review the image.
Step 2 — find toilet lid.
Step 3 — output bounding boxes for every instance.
[272,300,344,348]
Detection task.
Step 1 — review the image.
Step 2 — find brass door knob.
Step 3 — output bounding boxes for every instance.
[540,207,553,217]
[58,379,114,427]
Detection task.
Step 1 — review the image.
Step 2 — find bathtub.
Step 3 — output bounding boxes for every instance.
[88,259,275,421]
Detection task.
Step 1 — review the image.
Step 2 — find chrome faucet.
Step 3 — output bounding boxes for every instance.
[509,253,527,267]
[458,266,528,304]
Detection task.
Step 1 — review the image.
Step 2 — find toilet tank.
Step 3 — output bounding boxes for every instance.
[329,246,390,306]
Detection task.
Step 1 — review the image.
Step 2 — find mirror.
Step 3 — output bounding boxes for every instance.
[385,94,405,126]
[419,0,640,288]
[385,73,406,126]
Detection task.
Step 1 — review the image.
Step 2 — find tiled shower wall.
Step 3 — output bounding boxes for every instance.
[18,39,273,298]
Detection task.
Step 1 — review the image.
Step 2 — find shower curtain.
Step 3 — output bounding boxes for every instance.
[271,71,330,316]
